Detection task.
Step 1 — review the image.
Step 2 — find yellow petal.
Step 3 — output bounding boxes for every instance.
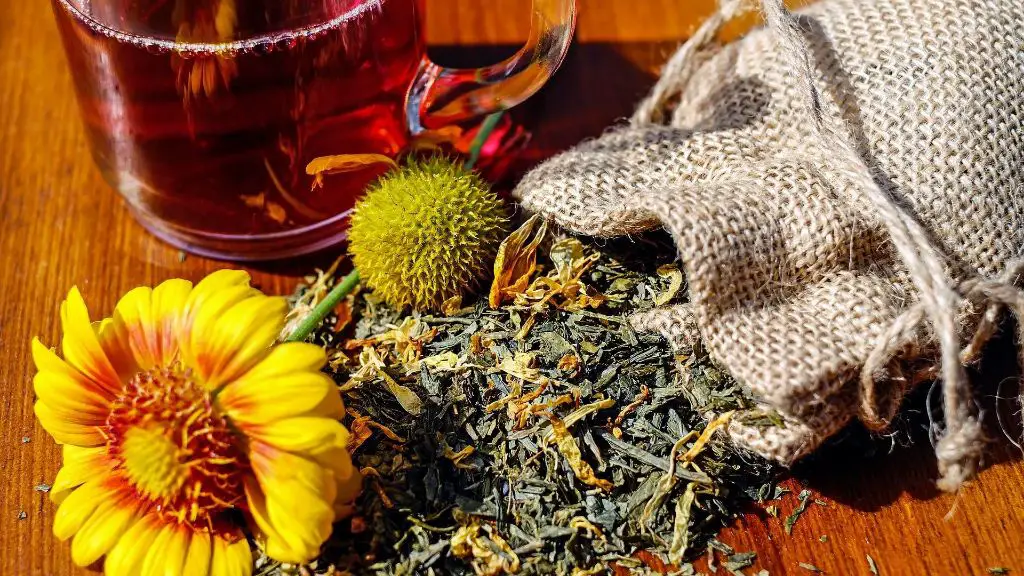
[33,370,111,420]
[244,478,320,565]
[111,279,192,371]
[191,295,288,389]
[231,342,327,380]
[96,317,138,382]
[178,271,256,365]
[53,480,114,540]
[245,418,349,456]
[291,440,361,520]
[182,530,212,575]
[104,514,161,576]
[180,270,254,333]
[33,337,120,399]
[52,445,110,503]
[210,534,253,576]
[141,523,188,576]
[327,450,362,519]
[35,401,105,446]
[60,287,121,393]
[219,372,341,425]
[71,497,140,566]
[245,444,335,564]
[219,343,341,424]
[241,477,280,553]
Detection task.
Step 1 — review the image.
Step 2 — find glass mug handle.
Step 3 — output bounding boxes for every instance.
[406,0,578,133]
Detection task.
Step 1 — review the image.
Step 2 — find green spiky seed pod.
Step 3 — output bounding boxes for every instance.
[347,157,510,311]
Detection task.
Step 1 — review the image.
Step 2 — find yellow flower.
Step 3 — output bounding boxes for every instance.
[33,270,361,575]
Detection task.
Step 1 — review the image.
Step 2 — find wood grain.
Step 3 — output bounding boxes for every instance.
[1,1,1021,575]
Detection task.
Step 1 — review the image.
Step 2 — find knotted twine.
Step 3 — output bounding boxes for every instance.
[516,0,1024,490]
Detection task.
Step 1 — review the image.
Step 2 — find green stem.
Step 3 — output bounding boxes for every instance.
[285,269,361,342]
[466,112,505,170]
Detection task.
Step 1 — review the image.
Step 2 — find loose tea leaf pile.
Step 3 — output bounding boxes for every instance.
[264,228,780,575]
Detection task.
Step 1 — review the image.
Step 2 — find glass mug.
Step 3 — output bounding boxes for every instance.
[52,0,577,260]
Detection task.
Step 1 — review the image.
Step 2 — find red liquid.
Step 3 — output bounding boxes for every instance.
[53,0,424,248]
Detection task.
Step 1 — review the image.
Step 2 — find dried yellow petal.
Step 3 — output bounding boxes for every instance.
[557,354,580,374]
[640,412,734,535]
[444,445,477,469]
[490,214,547,308]
[545,413,613,492]
[654,264,684,306]
[347,414,373,452]
[378,370,423,416]
[514,238,607,312]
[450,522,521,576]
[421,351,465,372]
[485,381,522,413]
[408,125,464,151]
[442,294,464,315]
[543,398,615,443]
[306,153,398,188]
[494,352,546,384]
[680,411,734,464]
[569,516,606,541]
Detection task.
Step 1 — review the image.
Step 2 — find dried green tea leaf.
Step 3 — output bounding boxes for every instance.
[600,431,712,483]
[988,568,1010,575]
[867,554,879,575]
[798,562,822,573]
[724,551,758,575]
[784,489,813,535]
[668,483,697,565]
[640,433,697,533]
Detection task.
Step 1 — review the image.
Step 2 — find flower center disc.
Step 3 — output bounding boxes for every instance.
[106,365,248,530]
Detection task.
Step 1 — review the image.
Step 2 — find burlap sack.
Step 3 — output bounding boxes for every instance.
[514,0,1024,489]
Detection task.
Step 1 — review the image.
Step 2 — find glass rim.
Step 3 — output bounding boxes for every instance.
[54,0,385,54]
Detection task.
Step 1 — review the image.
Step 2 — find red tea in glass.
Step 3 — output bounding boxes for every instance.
[53,0,576,260]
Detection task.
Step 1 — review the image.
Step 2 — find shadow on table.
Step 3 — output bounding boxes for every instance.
[794,323,1024,511]
[248,40,669,277]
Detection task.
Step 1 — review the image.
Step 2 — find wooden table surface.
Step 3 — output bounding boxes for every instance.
[1,1,1022,575]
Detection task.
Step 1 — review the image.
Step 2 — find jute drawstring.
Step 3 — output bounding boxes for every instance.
[633,0,1024,491]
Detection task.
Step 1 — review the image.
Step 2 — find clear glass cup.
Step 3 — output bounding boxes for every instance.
[52,0,577,260]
